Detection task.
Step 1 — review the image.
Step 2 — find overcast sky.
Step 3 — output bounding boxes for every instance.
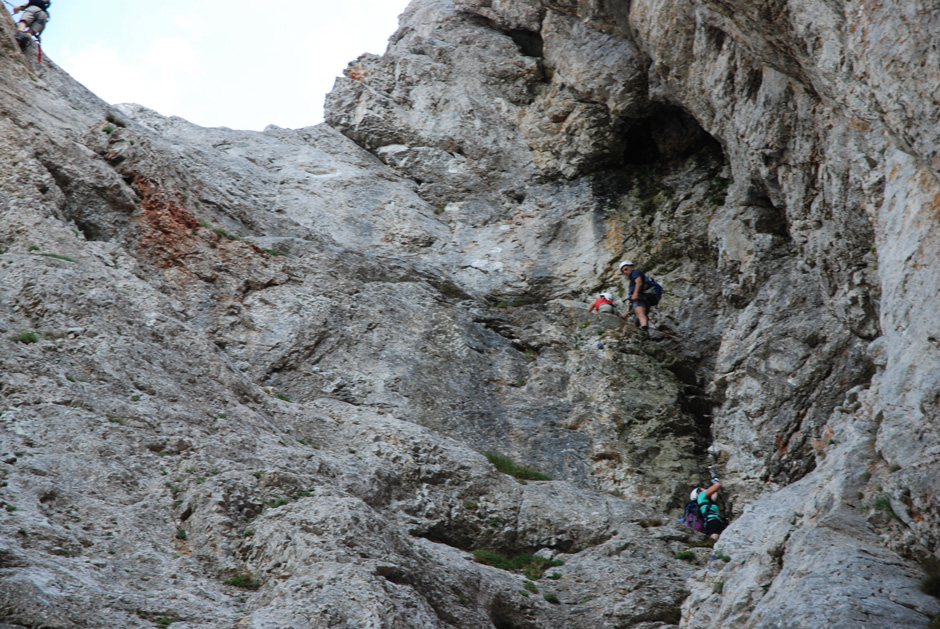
[8,1,412,130]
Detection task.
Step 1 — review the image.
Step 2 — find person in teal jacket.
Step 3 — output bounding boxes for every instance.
[692,477,727,539]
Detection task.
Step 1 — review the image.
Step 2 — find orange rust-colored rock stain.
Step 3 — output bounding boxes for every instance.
[134,176,200,269]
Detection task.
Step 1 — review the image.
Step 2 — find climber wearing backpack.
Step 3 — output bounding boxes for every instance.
[13,0,50,40]
[618,260,661,334]
[692,477,726,539]
[588,291,616,314]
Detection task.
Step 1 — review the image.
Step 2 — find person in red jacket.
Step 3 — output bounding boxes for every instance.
[588,291,616,314]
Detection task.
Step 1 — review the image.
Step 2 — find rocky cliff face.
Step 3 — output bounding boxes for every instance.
[1,1,938,628]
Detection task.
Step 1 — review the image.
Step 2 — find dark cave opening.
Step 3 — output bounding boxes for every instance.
[469,15,545,58]
[506,28,544,58]
[620,107,718,166]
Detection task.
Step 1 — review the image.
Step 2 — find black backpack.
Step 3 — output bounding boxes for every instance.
[641,275,662,306]
[32,0,51,10]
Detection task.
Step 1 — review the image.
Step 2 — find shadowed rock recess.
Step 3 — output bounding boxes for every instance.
[1,0,939,627]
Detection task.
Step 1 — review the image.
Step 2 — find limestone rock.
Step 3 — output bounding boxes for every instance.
[2,0,940,627]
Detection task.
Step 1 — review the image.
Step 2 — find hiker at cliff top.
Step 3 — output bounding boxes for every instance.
[618,260,657,333]
[13,1,50,38]
[588,291,616,314]
[692,478,727,540]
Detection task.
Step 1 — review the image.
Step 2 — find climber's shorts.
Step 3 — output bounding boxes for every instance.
[705,519,726,537]
[19,7,48,35]
[597,303,615,314]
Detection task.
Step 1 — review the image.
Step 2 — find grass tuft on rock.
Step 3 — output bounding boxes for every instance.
[484,452,551,481]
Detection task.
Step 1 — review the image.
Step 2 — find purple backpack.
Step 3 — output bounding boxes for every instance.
[680,499,705,532]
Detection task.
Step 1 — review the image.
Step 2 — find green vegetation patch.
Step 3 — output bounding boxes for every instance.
[224,573,262,590]
[673,550,697,563]
[471,550,564,580]
[484,452,551,481]
[213,227,240,241]
[872,494,900,520]
[9,331,39,344]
